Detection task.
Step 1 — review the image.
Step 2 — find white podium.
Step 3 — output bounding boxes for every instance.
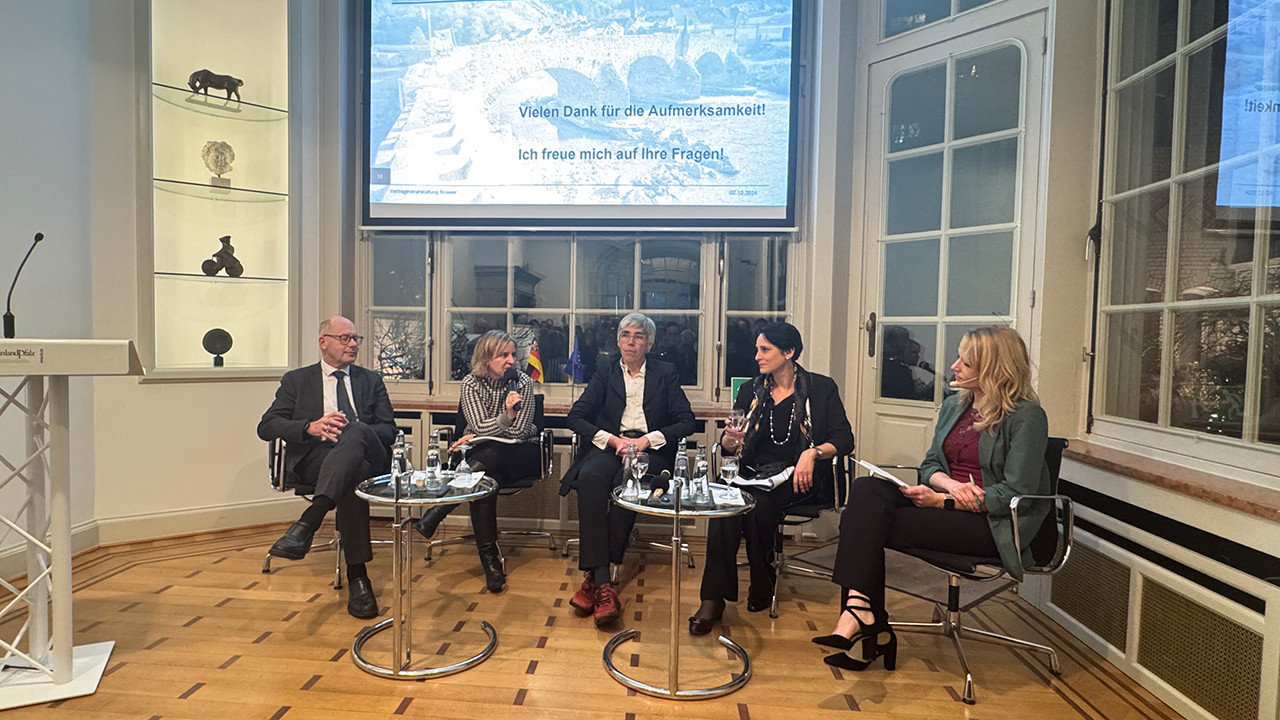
[0,339,143,709]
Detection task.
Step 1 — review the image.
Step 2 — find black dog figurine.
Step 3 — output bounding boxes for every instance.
[188,69,243,101]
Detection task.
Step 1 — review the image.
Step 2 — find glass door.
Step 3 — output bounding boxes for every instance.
[855,12,1046,466]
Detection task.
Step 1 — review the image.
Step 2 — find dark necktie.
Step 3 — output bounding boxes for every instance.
[333,370,355,420]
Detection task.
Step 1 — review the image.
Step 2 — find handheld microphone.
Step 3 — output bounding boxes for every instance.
[502,366,522,412]
[649,470,673,500]
[4,232,44,339]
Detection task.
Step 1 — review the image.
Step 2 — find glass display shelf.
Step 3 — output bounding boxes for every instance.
[154,271,287,283]
[152,82,287,122]
[154,178,287,203]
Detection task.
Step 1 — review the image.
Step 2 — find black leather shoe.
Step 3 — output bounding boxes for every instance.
[688,599,725,636]
[746,596,772,613]
[414,504,455,540]
[347,577,379,619]
[268,521,317,560]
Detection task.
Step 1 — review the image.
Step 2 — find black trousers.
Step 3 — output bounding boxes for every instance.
[294,423,388,565]
[699,480,814,603]
[573,446,675,571]
[831,477,998,612]
[459,441,542,545]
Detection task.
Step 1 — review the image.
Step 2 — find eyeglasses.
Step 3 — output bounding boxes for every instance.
[323,333,364,345]
[618,330,649,343]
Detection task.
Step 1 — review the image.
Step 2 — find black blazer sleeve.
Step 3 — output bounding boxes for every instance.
[810,374,854,456]
[647,361,695,446]
[354,366,398,448]
[257,366,316,446]
[566,365,612,440]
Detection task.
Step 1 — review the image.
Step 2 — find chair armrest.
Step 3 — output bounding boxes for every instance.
[1010,493,1075,574]
[834,454,854,510]
[268,438,286,491]
[540,428,555,479]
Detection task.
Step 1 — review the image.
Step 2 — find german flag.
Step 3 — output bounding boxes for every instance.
[526,340,544,382]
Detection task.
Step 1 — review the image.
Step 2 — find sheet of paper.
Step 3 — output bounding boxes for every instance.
[856,459,910,487]
[448,471,485,490]
[711,485,746,506]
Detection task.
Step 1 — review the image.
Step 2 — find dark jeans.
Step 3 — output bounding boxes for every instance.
[294,423,389,565]
[831,477,998,612]
[699,480,815,603]
[573,446,675,571]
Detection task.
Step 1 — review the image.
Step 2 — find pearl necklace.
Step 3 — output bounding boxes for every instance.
[768,395,797,445]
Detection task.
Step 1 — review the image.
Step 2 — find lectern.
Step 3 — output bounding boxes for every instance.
[0,339,143,709]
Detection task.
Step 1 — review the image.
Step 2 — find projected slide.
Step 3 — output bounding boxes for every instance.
[1217,0,1280,209]
[366,0,798,226]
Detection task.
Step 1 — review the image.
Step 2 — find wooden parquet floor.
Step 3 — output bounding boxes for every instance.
[1,521,1184,720]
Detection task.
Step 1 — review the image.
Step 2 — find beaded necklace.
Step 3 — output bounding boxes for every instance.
[768,394,797,445]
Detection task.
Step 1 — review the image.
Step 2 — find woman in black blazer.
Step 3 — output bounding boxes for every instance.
[690,322,854,634]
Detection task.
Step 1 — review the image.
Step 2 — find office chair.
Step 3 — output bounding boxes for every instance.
[425,394,558,562]
[883,437,1073,704]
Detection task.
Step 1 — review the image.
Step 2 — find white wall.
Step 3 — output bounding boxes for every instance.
[0,1,347,571]
[0,1,98,561]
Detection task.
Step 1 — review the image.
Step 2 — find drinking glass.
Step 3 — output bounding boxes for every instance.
[621,443,640,500]
[721,409,747,482]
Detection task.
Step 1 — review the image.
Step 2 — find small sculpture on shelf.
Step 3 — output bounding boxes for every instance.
[187,69,243,101]
[201,235,244,278]
[202,328,233,367]
[202,140,235,187]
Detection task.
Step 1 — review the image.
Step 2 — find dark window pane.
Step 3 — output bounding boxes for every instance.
[1183,40,1228,173]
[881,324,937,401]
[889,64,945,153]
[577,239,635,310]
[1176,172,1252,300]
[1260,305,1280,445]
[372,236,426,307]
[1112,66,1175,194]
[1188,0,1229,43]
[1116,0,1178,80]
[651,315,700,385]
[1109,188,1169,305]
[887,152,943,234]
[451,236,507,308]
[1170,307,1249,438]
[951,138,1019,228]
[957,0,998,9]
[1104,311,1163,423]
[954,45,1022,140]
[370,311,425,380]
[641,238,700,310]
[885,0,950,37]
[884,238,940,316]
[726,238,787,312]
[574,315,624,381]
[516,236,571,309]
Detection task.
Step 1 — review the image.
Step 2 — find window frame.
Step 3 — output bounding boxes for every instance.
[1093,0,1280,482]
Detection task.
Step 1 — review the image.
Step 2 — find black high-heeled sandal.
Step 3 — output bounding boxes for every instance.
[811,591,876,650]
[823,621,897,672]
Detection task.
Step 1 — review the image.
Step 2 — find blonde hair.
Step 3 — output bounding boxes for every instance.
[958,326,1038,433]
[470,330,516,377]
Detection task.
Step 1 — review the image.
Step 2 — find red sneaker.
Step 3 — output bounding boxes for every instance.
[569,575,596,617]
[593,583,621,627]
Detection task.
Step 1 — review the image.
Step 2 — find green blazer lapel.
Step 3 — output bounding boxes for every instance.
[933,395,967,444]
[978,424,998,477]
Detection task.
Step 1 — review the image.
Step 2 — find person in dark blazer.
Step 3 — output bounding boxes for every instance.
[813,326,1050,672]
[258,316,397,619]
[559,313,695,627]
[690,321,854,634]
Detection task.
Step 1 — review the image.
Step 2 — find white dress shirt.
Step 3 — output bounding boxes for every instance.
[592,360,666,450]
[320,359,359,421]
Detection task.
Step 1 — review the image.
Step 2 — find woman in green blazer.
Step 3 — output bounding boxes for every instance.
[812,326,1050,671]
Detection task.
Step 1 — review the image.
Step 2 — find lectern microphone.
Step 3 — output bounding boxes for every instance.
[4,232,44,339]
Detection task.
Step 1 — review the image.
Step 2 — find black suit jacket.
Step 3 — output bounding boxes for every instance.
[257,363,397,484]
[559,356,696,495]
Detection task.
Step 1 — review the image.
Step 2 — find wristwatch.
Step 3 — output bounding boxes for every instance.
[812,446,826,460]
[942,495,956,511]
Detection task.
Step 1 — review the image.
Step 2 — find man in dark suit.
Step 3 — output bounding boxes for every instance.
[258,316,396,619]
[559,313,695,626]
